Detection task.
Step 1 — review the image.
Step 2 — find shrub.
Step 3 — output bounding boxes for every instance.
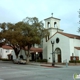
[37,59,47,62]
[69,60,80,63]
[1,59,11,61]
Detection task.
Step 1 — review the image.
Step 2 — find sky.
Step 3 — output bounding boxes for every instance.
[0,0,80,35]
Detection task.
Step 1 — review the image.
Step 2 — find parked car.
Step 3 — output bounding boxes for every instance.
[18,59,26,64]
[13,59,26,64]
[13,59,19,64]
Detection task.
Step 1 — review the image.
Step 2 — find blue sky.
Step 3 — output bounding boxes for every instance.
[0,0,80,35]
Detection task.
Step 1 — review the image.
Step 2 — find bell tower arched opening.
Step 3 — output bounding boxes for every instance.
[54,22,57,28]
[47,22,50,28]
[44,14,63,37]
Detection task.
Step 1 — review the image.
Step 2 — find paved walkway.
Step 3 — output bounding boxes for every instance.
[29,62,67,68]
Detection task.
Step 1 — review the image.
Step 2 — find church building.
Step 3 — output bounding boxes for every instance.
[43,15,80,63]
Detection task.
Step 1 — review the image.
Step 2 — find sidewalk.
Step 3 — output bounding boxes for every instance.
[29,62,65,68]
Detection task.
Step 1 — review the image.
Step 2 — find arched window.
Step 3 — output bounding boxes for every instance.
[55,48,61,54]
[54,22,57,28]
[47,22,50,28]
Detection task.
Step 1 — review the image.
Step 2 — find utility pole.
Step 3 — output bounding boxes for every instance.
[51,41,55,66]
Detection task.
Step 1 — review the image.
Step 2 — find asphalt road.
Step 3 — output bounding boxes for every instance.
[0,61,80,80]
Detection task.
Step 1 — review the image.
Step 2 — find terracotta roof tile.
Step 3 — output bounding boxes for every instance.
[25,46,42,52]
[2,45,13,49]
[58,32,80,39]
[74,47,80,50]
[48,32,80,42]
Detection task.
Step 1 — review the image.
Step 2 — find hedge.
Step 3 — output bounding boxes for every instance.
[69,60,80,63]
[37,59,47,62]
[0,59,11,61]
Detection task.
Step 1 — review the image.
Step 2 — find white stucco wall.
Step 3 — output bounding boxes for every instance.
[1,48,16,59]
[11,50,16,60]
[48,28,63,38]
[79,51,80,60]
[69,39,74,56]
[69,38,80,57]
[18,49,27,59]
[0,48,2,57]
[43,38,47,59]
[18,49,33,60]
[44,17,60,29]
[74,49,79,56]
[44,33,71,63]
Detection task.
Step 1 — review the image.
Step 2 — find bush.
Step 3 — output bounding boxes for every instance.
[1,59,11,61]
[37,59,47,62]
[69,60,80,63]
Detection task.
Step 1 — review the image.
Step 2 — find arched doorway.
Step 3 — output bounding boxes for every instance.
[55,48,61,63]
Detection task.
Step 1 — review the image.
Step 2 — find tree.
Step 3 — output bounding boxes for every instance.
[19,17,49,63]
[78,27,80,32]
[0,22,23,58]
[0,17,49,63]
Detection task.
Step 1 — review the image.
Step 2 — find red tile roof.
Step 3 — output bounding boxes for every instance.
[58,32,80,39]
[74,47,80,50]
[2,45,13,49]
[25,46,42,52]
[48,32,80,42]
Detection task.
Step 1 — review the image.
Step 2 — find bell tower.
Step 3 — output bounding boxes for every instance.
[44,13,60,29]
[44,13,63,37]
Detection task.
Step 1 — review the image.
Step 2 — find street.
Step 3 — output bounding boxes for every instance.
[0,61,80,80]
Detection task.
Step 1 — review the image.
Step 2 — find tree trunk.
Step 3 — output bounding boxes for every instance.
[26,45,31,64]
[26,55,30,64]
[26,50,30,64]
[13,46,20,59]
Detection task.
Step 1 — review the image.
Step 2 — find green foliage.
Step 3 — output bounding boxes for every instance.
[0,17,49,63]
[69,60,80,63]
[37,59,47,62]
[78,27,80,32]
[0,17,49,46]
[1,59,11,61]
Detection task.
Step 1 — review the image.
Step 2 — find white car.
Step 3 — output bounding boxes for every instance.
[18,59,26,64]
[13,59,26,64]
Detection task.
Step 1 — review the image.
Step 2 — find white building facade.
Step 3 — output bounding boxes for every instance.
[0,45,16,60]
[43,16,80,63]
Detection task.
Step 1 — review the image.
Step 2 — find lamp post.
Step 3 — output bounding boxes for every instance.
[51,40,55,66]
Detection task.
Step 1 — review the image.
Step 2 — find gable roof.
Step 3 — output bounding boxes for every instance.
[48,32,80,42]
[57,32,80,39]
[25,46,42,52]
[2,45,13,49]
[74,47,80,50]
[44,17,61,20]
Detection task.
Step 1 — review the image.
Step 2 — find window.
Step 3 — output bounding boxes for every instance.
[47,22,50,28]
[56,38,59,43]
[6,50,9,53]
[55,48,61,54]
[54,22,57,27]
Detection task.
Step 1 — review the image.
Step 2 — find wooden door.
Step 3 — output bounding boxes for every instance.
[58,54,61,62]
